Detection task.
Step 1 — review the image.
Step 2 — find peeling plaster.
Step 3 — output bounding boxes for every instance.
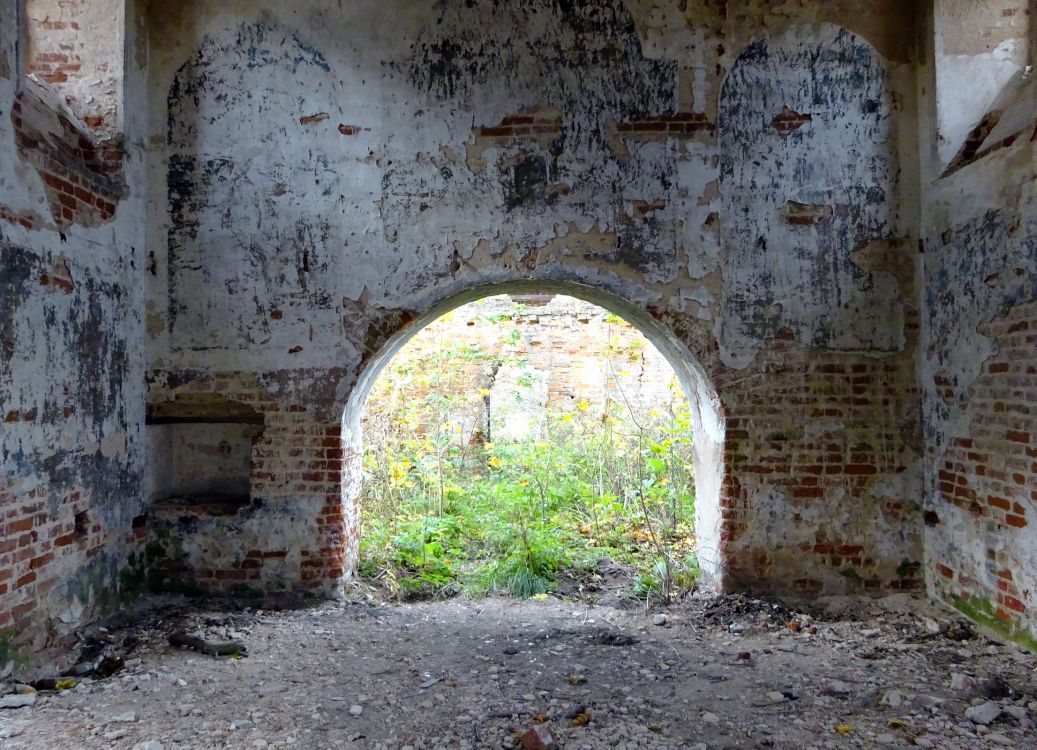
[718,24,905,364]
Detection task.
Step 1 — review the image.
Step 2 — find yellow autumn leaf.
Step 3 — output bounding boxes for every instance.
[488,456,502,469]
[479,388,491,397]
[834,724,853,735]
[577,400,590,411]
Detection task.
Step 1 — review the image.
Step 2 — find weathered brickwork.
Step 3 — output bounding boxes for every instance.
[716,339,923,595]
[0,236,143,661]
[365,294,682,428]
[11,83,124,228]
[145,373,348,598]
[615,112,715,140]
[138,0,927,603]
[923,33,1037,647]
[0,202,44,230]
[931,302,1037,629]
[0,482,145,632]
[3,0,1036,668]
[0,0,141,668]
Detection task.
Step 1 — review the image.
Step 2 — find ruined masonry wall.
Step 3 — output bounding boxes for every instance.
[0,0,146,665]
[142,0,924,601]
[923,124,1037,645]
[2,0,1035,665]
[934,0,1031,171]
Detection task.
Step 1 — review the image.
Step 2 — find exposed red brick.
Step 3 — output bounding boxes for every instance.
[771,106,812,133]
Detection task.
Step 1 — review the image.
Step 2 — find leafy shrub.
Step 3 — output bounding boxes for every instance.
[358,297,697,602]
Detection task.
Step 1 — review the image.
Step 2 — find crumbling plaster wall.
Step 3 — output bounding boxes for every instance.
[0,0,147,664]
[922,2,1037,645]
[143,0,924,599]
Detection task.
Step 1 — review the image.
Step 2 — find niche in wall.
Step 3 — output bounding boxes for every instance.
[146,396,264,514]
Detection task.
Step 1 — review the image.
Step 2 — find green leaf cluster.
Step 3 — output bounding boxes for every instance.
[359,299,698,602]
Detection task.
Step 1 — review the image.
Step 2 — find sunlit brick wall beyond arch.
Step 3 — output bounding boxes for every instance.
[361,294,684,443]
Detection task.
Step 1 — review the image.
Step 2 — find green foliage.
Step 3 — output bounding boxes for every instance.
[359,298,697,602]
[951,595,1037,653]
[632,555,700,600]
[0,629,31,672]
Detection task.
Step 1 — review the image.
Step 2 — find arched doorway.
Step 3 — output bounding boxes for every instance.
[340,281,726,589]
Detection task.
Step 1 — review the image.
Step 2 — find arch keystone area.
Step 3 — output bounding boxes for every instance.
[338,280,728,590]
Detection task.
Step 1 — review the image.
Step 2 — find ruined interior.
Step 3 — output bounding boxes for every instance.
[1,0,1036,747]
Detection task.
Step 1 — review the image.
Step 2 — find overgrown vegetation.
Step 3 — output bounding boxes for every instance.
[359,298,698,603]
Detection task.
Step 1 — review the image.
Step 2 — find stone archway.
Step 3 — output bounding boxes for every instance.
[338,280,727,588]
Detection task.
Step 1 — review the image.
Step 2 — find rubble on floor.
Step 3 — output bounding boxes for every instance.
[1,591,1035,749]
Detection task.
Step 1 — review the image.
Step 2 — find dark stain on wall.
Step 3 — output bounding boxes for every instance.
[719,26,902,352]
[391,0,683,284]
[164,4,695,348]
[166,22,339,350]
[926,209,1036,364]
[923,206,1037,456]
[73,288,129,432]
[502,153,554,211]
[0,236,136,503]
[0,241,35,372]
[407,0,673,128]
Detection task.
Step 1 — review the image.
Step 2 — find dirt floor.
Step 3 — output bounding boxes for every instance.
[2,588,1036,750]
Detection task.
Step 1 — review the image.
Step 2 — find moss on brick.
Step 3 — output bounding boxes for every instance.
[146,574,204,597]
[118,551,150,600]
[896,559,922,578]
[951,595,1037,653]
[0,629,32,672]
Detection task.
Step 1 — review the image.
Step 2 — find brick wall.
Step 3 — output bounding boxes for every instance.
[365,294,683,438]
[714,328,923,595]
[0,0,140,668]
[140,297,924,601]
[141,2,925,604]
[11,78,124,229]
[0,483,146,636]
[145,296,684,598]
[0,235,143,662]
[145,374,348,598]
[931,302,1037,628]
